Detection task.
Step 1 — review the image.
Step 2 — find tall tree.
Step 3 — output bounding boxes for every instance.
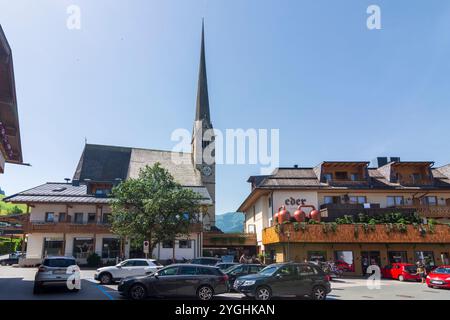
[110,163,202,258]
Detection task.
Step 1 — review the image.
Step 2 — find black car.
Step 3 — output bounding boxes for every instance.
[190,257,221,266]
[225,264,266,289]
[215,262,239,271]
[233,262,331,300]
[118,264,229,300]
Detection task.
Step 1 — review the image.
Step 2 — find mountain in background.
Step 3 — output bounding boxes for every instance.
[215,212,244,233]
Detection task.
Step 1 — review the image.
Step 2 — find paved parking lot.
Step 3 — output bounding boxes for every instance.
[1,266,449,300]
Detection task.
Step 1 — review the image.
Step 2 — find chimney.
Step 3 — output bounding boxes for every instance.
[72,179,80,187]
[377,157,388,168]
[294,164,299,168]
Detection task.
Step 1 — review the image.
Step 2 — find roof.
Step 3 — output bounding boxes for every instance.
[73,144,203,187]
[195,20,211,124]
[4,182,212,205]
[237,162,450,212]
[0,25,23,164]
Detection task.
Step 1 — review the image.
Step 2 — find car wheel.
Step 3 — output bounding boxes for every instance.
[197,285,214,301]
[129,284,147,301]
[311,286,327,300]
[255,286,271,301]
[99,272,112,285]
[398,275,404,282]
[33,283,42,295]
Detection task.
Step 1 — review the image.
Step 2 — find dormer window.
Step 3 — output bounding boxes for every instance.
[335,172,348,180]
[350,173,359,181]
[411,173,422,184]
[324,174,332,182]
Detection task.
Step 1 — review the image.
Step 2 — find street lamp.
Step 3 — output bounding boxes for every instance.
[285,230,291,262]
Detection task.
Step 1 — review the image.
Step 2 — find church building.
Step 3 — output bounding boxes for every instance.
[5,23,216,264]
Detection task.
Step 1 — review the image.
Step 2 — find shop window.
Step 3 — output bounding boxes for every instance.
[45,212,55,223]
[307,251,327,262]
[388,251,408,264]
[43,238,64,257]
[102,238,120,259]
[178,240,192,249]
[162,241,174,248]
[72,238,94,259]
[415,251,435,268]
[334,251,355,272]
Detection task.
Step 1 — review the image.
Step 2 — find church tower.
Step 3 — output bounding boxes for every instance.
[192,21,216,229]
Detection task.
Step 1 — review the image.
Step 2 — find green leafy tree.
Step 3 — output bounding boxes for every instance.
[7,205,23,215]
[110,163,202,258]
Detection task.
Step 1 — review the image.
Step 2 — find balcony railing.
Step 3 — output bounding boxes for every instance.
[203,232,257,247]
[263,224,450,245]
[324,179,369,186]
[25,221,112,233]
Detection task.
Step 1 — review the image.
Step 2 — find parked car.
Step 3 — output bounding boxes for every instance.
[118,264,229,300]
[34,256,79,294]
[382,263,420,282]
[215,262,238,271]
[426,265,450,289]
[190,257,221,266]
[225,263,266,289]
[95,259,163,284]
[233,262,331,300]
[0,252,24,266]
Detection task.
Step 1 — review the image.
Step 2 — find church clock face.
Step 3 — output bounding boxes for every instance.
[201,165,212,177]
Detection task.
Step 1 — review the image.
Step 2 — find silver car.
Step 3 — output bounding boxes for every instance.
[34,256,80,294]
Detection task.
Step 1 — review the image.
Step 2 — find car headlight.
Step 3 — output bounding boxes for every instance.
[445,277,450,281]
[242,280,256,286]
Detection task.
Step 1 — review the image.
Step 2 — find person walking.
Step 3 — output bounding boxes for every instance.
[416,265,427,284]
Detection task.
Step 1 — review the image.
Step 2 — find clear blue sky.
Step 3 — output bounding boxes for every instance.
[1,0,450,214]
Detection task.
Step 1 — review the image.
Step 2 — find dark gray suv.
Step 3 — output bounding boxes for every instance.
[233,262,331,300]
[118,264,229,300]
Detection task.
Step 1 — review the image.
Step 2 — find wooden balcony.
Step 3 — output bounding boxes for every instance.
[326,179,369,187]
[319,204,416,221]
[24,222,112,234]
[203,232,257,247]
[263,224,450,245]
[413,206,450,218]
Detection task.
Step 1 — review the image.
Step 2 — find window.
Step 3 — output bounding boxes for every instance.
[324,196,333,204]
[334,251,354,272]
[276,265,296,276]
[307,251,327,262]
[335,171,348,180]
[349,196,367,204]
[388,251,408,264]
[43,238,64,257]
[247,224,256,234]
[74,212,84,224]
[58,213,66,222]
[159,267,179,276]
[45,212,55,223]
[411,173,422,184]
[102,238,120,259]
[87,213,96,224]
[252,206,256,221]
[324,173,332,182]
[422,196,437,206]
[350,173,359,181]
[162,241,174,248]
[298,265,317,276]
[134,260,150,266]
[43,258,76,268]
[198,267,216,275]
[121,260,136,267]
[72,238,94,259]
[415,251,435,267]
[179,266,197,275]
[229,266,244,275]
[387,196,404,207]
[178,240,192,249]
[102,213,111,224]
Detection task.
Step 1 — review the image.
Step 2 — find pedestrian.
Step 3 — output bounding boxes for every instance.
[239,253,247,264]
[416,265,427,284]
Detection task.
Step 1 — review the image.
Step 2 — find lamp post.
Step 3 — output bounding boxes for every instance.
[285,230,291,262]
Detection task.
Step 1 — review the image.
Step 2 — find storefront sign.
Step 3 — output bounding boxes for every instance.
[284,197,306,206]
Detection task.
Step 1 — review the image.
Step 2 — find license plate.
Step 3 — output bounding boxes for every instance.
[53,270,66,274]
[431,280,444,285]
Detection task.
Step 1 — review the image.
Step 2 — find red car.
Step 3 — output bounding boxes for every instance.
[382,263,421,281]
[426,265,450,289]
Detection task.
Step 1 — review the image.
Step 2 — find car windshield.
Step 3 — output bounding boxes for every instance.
[258,265,278,276]
[44,258,76,268]
[433,267,450,274]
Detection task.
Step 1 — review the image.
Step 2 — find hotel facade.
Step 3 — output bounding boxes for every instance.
[238,158,450,275]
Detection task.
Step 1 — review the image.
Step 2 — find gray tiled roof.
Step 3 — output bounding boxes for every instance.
[4,183,212,205]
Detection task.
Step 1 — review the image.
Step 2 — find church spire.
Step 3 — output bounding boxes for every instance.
[195,19,211,124]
